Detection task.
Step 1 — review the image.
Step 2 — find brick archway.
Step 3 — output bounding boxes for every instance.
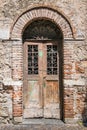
[10,7,75,40]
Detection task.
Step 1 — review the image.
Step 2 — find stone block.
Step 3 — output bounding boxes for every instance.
[14,117,22,123]
[0,27,10,40]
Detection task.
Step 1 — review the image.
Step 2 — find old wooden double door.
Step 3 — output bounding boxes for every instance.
[23,41,60,119]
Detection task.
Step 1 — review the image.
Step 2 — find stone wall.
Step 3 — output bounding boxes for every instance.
[0,40,13,123]
[0,83,12,124]
[0,0,87,124]
[63,40,87,122]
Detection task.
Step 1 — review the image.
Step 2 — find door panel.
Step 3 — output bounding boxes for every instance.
[43,42,60,118]
[23,41,60,119]
[23,42,43,118]
[24,80,43,118]
[44,81,60,118]
[44,81,59,103]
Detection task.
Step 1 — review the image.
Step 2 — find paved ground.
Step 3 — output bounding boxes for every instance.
[0,124,87,130]
[0,119,87,130]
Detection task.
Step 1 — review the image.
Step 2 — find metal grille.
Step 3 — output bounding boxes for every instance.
[23,20,62,41]
[28,45,38,74]
[47,45,58,75]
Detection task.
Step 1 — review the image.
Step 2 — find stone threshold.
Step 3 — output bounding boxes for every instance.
[22,118,65,125]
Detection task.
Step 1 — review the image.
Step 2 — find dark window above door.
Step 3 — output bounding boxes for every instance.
[23,19,63,41]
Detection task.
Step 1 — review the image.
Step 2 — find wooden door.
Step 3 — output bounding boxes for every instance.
[23,41,60,119]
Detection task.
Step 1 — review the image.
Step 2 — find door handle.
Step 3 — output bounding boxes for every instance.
[43,76,46,88]
[43,76,46,79]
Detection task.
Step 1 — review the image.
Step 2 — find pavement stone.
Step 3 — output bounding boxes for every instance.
[0,124,87,130]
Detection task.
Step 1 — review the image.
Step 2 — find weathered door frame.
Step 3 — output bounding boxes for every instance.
[23,40,62,119]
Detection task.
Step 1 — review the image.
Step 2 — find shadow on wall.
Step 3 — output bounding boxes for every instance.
[82,68,87,127]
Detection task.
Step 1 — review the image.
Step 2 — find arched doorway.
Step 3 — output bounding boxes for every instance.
[10,7,75,123]
[23,19,63,119]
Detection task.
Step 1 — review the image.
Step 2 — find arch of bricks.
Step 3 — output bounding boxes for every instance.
[11,7,75,40]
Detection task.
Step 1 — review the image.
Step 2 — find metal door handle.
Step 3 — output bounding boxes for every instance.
[43,76,46,88]
[43,76,46,79]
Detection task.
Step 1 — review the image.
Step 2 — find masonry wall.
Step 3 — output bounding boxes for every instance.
[64,40,87,122]
[0,0,87,124]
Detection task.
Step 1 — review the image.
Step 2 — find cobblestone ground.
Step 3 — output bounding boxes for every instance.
[0,124,87,130]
